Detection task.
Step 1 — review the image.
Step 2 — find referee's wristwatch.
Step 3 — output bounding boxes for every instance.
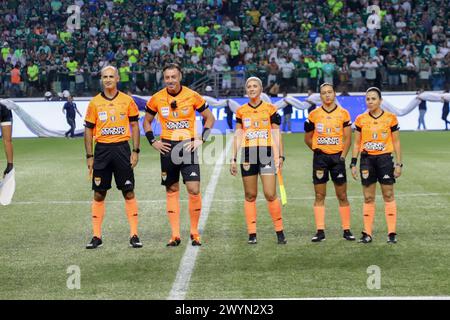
[86,154,93,159]
[133,148,140,154]
[395,163,403,168]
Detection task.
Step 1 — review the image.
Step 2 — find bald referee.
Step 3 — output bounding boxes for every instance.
[84,66,142,249]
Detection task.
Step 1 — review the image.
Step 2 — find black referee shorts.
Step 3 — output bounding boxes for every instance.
[92,141,135,192]
[160,139,200,187]
[360,152,395,186]
[312,151,347,185]
[0,103,12,123]
[240,146,276,177]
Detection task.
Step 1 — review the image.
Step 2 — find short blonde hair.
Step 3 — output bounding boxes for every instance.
[101,65,119,77]
[245,76,263,88]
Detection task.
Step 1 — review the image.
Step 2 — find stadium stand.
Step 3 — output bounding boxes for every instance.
[0,0,448,98]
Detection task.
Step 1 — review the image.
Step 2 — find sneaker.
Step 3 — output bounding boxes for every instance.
[387,233,397,244]
[343,229,356,241]
[359,232,373,243]
[166,237,181,247]
[311,230,325,242]
[191,234,202,246]
[248,233,257,244]
[129,235,143,248]
[86,236,102,249]
[276,230,287,244]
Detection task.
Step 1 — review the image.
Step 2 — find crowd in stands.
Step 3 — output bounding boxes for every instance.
[0,0,449,98]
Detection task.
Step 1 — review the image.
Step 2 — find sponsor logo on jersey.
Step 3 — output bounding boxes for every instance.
[166,121,190,130]
[161,107,170,118]
[101,126,126,135]
[381,131,388,139]
[98,111,107,122]
[372,132,378,139]
[316,123,324,133]
[172,111,178,118]
[253,121,259,128]
[243,118,251,128]
[262,119,269,126]
[317,137,340,145]
[326,128,332,134]
[181,107,189,115]
[120,112,126,120]
[110,115,116,122]
[246,130,269,140]
[335,126,340,133]
[364,141,385,151]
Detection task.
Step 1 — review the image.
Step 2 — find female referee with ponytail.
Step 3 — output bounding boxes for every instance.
[351,87,403,244]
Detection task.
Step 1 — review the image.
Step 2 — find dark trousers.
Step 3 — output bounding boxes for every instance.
[65,117,76,137]
[225,107,233,130]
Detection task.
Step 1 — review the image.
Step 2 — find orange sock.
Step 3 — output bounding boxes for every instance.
[363,202,376,236]
[339,206,351,230]
[125,198,139,237]
[188,193,202,236]
[313,206,325,230]
[384,200,397,234]
[244,200,257,234]
[92,200,105,238]
[166,191,180,239]
[267,198,283,232]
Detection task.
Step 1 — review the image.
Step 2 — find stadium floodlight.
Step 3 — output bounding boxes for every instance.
[0,168,15,206]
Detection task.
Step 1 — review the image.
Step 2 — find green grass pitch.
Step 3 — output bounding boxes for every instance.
[0,131,449,299]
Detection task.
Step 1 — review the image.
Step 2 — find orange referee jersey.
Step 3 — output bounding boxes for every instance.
[354,110,399,155]
[236,101,280,148]
[84,91,139,143]
[146,86,207,141]
[305,105,352,154]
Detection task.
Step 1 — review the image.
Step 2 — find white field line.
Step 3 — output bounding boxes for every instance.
[167,138,233,300]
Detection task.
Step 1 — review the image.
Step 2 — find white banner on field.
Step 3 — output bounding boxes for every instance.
[1,92,449,138]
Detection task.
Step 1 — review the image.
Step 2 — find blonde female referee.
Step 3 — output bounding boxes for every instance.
[230,77,287,245]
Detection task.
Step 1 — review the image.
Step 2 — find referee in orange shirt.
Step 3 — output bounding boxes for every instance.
[351,87,402,244]
[84,66,142,249]
[143,63,215,247]
[230,77,287,245]
[304,83,355,242]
